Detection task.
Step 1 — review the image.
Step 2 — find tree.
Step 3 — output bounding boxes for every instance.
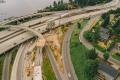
[103,53,110,61]
[86,49,98,60]
[74,0,111,7]
[102,12,110,28]
[58,0,65,10]
[77,22,81,29]
[112,18,120,35]
[69,0,73,4]
[84,59,99,80]
[84,30,95,42]
[95,27,100,38]
[53,1,58,10]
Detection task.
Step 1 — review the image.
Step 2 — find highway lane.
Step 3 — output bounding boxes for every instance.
[62,26,78,80]
[11,43,28,80]
[45,46,63,80]
[0,0,119,54]
[35,47,43,66]
[17,43,31,80]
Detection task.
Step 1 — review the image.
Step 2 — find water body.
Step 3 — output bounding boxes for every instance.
[0,0,68,21]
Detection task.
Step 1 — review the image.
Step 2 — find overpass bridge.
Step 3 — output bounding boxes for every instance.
[0,12,54,25]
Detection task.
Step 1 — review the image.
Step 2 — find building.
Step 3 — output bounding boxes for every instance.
[99,62,119,80]
[99,27,110,41]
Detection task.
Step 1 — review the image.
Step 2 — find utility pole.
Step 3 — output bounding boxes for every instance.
[59,14,61,26]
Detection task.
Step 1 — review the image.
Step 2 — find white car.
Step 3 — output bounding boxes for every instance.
[68,72,71,78]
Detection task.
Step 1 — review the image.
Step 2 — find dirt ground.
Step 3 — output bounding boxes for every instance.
[44,25,69,72]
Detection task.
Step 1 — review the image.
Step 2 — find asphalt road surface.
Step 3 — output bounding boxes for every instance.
[62,26,78,80]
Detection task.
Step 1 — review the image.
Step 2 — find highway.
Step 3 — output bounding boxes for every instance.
[0,0,120,80]
[0,16,54,42]
[0,0,119,55]
[0,3,119,55]
[35,47,43,66]
[0,12,54,25]
[10,42,31,80]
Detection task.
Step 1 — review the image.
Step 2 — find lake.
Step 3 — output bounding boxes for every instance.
[0,0,68,21]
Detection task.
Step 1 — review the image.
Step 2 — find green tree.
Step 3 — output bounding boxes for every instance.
[74,0,111,7]
[94,27,100,39]
[112,18,120,35]
[84,30,95,42]
[84,59,99,80]
[103,53,110,61]
[77,22,81,29]
[86,49,98,60]
[69,0,73,4]
[53,1,58,10]
[102,13,110,28]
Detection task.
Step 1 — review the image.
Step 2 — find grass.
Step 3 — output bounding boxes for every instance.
[113,37,120,43]
[93,43,108,54]
[112,54,120,61]
[70,20,89,80]
[9,47,18,79]
[42,53,56,80]
[0,55,5,80]
[0,28,7,31]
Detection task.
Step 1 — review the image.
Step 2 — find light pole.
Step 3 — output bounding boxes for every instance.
[59,14,61,26]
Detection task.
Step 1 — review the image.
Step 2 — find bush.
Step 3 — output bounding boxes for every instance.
[103,52,110,61]
[86,49,98,60]
[77,22,81,29]
[84,59,99,80]
[84,30,94,42]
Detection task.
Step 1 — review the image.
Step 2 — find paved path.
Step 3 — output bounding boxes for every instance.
[62,26,78,80]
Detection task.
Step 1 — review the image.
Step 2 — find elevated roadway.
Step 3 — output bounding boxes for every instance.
[0,12,54,25]
[2,0,119,80]
[0,0,119,55]
[11,43,30,80]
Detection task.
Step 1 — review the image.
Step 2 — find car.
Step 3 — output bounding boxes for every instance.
[68,72,71,78]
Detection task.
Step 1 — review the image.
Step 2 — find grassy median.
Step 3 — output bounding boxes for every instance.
[70,20,88,80]
[42,53,56,80]
[9,47,18,79]
[0,55,5,80]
